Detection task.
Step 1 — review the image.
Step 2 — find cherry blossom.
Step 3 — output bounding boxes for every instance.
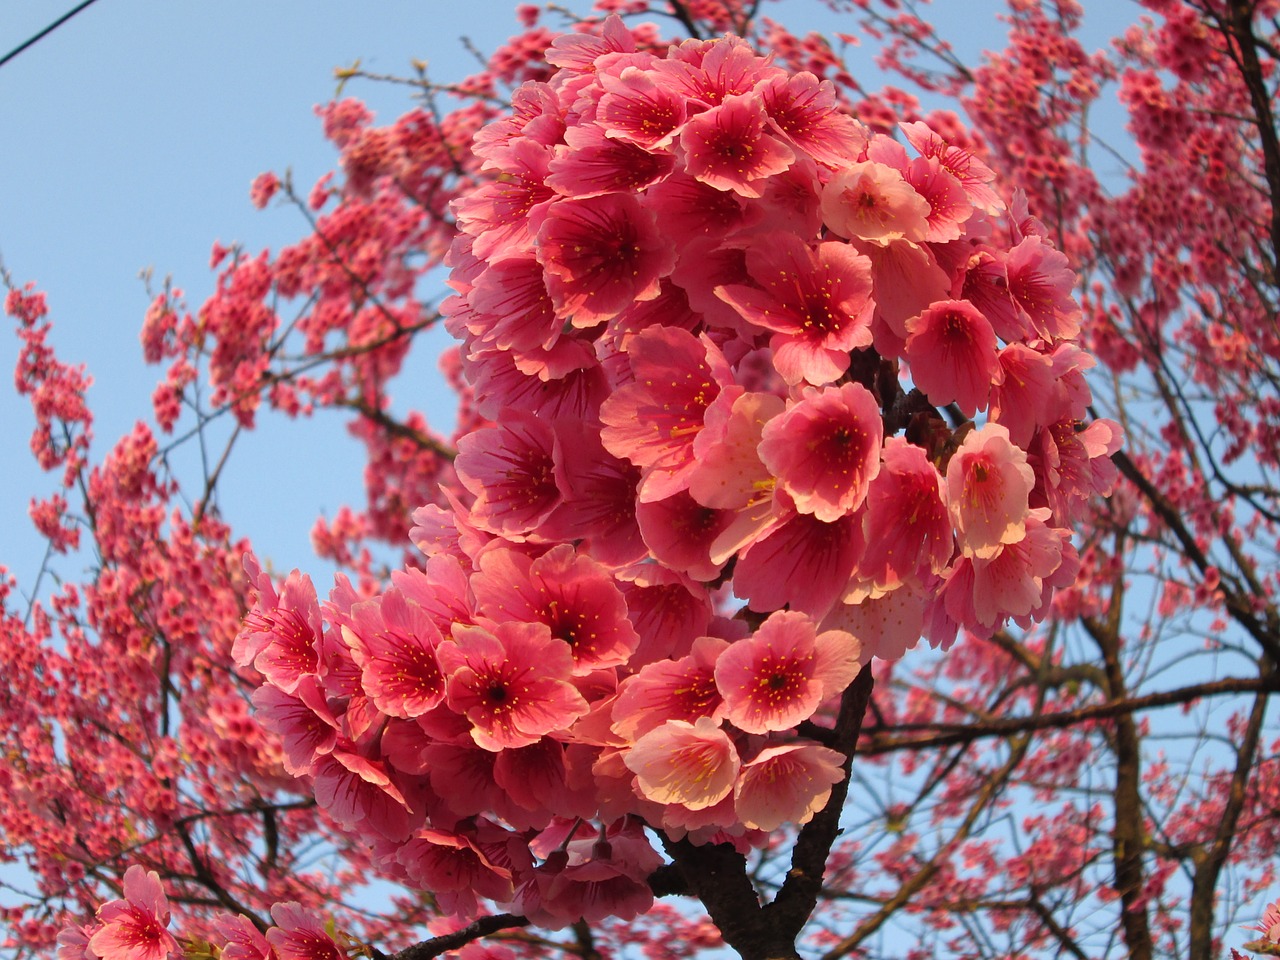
[8,5,1144,959]
[86,867,177,960]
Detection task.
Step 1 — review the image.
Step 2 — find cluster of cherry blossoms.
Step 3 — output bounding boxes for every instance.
[229,17,1121,931]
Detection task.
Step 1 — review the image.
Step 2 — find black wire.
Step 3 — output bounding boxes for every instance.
[0,0,103,71]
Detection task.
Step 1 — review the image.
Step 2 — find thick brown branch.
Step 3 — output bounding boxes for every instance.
[764,668,875,940]
[662,836,778,959]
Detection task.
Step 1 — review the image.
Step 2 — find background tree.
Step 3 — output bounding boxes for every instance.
[2,2,1279,960]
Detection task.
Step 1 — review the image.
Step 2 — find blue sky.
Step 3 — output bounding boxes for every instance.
[0,0,1137,596]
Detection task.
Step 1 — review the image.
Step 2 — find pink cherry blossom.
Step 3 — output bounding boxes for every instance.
[311,748,418,842]
[654,35,781,106]
[902,156,973,243]
[900,118,1002,215]
[466,255,561,358]
[821,583,927,662]
[214,915,276,960]
[733,502,864,618]
[945,423,1035,560]
[87,867,177,960]
[438,621,589,750]
[454,407,565,539]
[988,343,1058,447]
[452,138,556,261]
[265,904,345,960]
[1006,234,1080,341]
[236,558,323,696]
[524,822,664,927]
[612,635,729,740]
[858,437,953,591]
[758,383,883,522]
[636,490,736,582]
[538,420,647,568]
[615,563,714,667]
[343,589,446,719]
[596,66,688,150]
[537,193,675,326]
[862,240,951,354]
[546,122,675,198]
[251,677,340,775]
[688,390,784,511]
[714,610,861,734]
[759,72,869,167]
[904,298,1000,418]
[733,741,847,830]
[624,717,740,811]
[679,94,795,197]
[471,545,640,674]
[396,826,518,917]
[599,326,734,501]
[820,160,931,244]
[1246,899,1280,944]
[715,236,874,385]
[969,509,1070,626]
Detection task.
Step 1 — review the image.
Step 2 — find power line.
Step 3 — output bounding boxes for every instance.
[0,0,104,72]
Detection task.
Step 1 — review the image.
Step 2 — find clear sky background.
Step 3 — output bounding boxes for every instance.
[0,0,1138,599]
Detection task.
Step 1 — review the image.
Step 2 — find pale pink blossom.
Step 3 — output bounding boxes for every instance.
[821,584,927,662]
[965,510,1072,628]
[820,161,930,244]
[624,717,740,810]
[945,423,1035,560]
[687,390,784,510]
[733,742,847,830]
[1246,898,1280,943]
